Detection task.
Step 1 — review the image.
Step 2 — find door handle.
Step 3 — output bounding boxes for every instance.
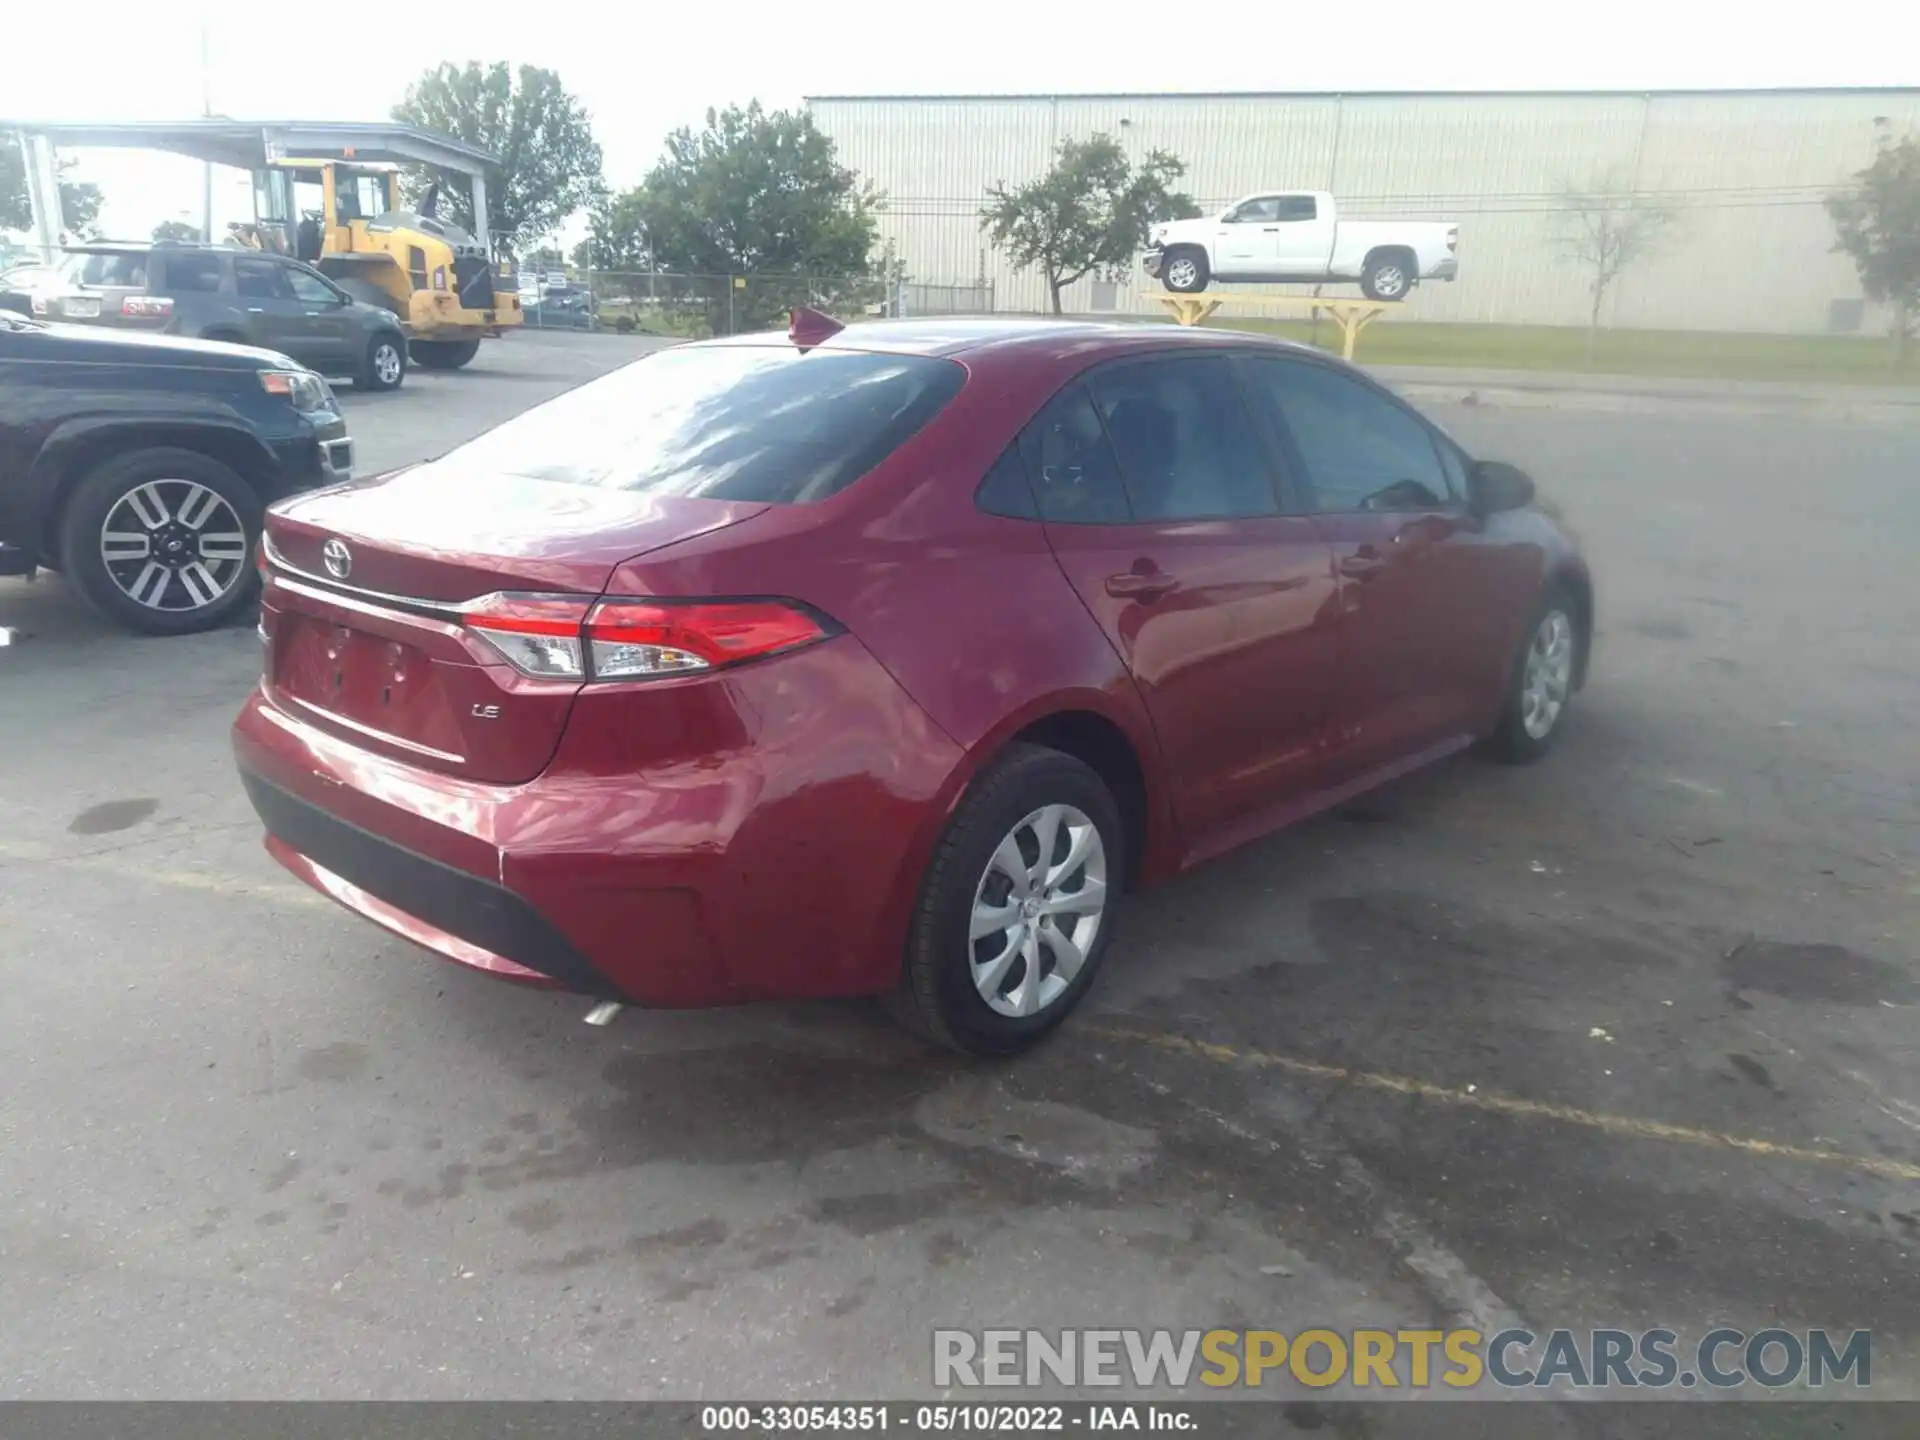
[1105,570,1179,601]
[1338,547,1389,580]
[1261,226,1280,232]
[246,306,265,313]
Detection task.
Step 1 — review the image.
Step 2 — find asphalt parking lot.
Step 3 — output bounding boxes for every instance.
[2,329,1916,1417]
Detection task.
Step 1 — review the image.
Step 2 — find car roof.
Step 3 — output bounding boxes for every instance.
[697,315,1327,364]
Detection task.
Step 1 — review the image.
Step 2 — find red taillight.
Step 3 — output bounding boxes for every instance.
[122,295,174,318]
[461,594,832,682]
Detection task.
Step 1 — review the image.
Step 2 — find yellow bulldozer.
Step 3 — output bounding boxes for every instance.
[243,158,521,369]
[5,119,523,370]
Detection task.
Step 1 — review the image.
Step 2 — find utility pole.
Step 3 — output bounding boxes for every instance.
[199,24,213,241]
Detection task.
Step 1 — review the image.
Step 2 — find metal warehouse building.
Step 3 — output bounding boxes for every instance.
[807,89,1920,334]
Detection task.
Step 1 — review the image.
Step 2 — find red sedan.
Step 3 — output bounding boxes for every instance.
[233,313,1591,1055]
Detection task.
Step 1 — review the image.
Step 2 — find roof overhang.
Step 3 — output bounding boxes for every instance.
[0,119,498,175]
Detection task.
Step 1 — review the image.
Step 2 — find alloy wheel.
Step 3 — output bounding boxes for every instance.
[373,342,403,385]
[1166,257,1199,291]
[1521,610,1575,740]
[98,480,249,612]
[968,803,1109,1018]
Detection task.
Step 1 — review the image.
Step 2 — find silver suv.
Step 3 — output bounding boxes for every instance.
[33,243,411,392]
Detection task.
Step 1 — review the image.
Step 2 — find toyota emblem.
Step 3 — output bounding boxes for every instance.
[321,538,352,580]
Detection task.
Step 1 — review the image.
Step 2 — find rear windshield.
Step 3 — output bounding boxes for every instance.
[439,344,967,504]
[61,252,149,288]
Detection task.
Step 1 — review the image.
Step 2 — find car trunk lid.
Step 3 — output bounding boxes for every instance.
[262,463,768,783]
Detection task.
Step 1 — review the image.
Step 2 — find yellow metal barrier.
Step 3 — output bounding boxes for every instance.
[1143,292,1402,361]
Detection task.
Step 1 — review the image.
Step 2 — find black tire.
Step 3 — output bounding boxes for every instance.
[1487,586,1582,764]
[889,743,1125,1057]
[1161,247,1210,294]
[358,332,407,391]
[410,338,480,370]
[1360,253,1414,302]
[58,447,261,637]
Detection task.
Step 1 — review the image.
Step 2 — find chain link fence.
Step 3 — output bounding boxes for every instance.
[513,270,996,335]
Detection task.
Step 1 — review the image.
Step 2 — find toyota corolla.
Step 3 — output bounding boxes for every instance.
[232,312,1591,1055]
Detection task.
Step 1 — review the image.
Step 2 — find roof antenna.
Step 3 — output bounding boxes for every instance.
[788,306,844,351]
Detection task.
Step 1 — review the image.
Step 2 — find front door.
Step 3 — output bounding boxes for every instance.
[1234,354,1499,777]
[281,263,357,371]
[1024,354,1341,849]
[1213,197,1282,278]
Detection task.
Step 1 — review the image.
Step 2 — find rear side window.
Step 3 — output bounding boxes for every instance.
[1085,357,1277,521]
[1016,385,1131,525]
[62,252,148,288]
[235,258,294,301]
[438,345,967,504]
[157,253,223,295]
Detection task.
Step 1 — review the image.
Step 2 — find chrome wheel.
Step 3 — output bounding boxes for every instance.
[98,480,249,612]
[372,341,403,386]
[1165,256,1200,291]
[1371,264,1408,298]
[1521,610,1575,740]
[969,803,1109,1018]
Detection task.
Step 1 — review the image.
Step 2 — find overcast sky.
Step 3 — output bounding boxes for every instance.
[5,0,1908,242]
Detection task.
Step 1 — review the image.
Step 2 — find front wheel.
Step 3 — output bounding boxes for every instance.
[1161,248,1210,294]
[890,744,1124,1057]
[1488,590,1581,763]
[410,338,480,370]
[58,447,261,636]
[358,333,407,391]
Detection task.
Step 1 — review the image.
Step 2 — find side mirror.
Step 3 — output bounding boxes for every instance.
[1468,460,1535,516]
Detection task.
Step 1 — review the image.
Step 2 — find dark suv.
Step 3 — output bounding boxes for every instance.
[34,243,411,392]
[0,309,352,636]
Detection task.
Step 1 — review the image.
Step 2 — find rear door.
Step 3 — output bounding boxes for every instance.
[149,248,227,335]
[1270,195,1335,274]
[1029,352,1341,849]
[1235,354,1512,776]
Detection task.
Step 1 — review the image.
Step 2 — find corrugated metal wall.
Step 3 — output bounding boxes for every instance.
[808,90,1920,333]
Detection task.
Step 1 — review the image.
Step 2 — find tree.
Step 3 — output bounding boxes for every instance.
[2,136,104,238]
[1827,125,1920,370]
[152,220,202,243]
[593,102,881,333]
[391,62,602,259]
[1551,168,1677,362]
[980,134,1200,315]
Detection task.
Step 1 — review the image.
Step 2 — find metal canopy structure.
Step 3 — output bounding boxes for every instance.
[2,119,499,256]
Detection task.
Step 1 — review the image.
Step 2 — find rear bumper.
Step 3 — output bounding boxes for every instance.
[231,633,966,1008]
[1431,256,1459,281]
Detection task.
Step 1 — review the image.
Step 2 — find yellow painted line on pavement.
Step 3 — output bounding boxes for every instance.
[1095,1026,1920,1184]
[0,838,330,909]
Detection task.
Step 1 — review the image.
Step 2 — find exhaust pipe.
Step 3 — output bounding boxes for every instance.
[582,1001,625,1027]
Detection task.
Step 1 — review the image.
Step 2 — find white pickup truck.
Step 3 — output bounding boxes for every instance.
[1143,191,1458,301]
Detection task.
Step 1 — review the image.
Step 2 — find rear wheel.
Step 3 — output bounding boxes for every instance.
[1161,248,1210,294]
[59,447,260,636]
[358,332,407,391]
[890,744,1123,1057]
[411,338,480,370]
[1360,253,1413,301]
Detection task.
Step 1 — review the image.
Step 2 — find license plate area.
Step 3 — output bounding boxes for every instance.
[63,297,101,318]
[274,615,464,758]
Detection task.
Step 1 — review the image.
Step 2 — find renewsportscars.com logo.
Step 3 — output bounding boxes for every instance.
[933,1327,1872,1392]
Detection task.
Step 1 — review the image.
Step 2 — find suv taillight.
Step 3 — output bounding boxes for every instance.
[1446,227,1459,253]
[462,593,834,682]
[122,295,174,317]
